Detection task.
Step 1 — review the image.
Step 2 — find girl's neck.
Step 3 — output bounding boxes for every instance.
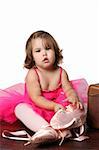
[35,65,58,73]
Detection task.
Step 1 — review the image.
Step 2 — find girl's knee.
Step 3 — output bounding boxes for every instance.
[14,103,31,114]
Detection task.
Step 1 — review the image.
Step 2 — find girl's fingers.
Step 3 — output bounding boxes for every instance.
[72,101,84,110]
[77,102,84,110]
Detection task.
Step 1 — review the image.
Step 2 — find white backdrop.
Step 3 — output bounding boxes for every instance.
[0,0,99,88]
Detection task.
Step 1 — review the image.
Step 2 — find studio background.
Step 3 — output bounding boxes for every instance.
[0,0,98,88]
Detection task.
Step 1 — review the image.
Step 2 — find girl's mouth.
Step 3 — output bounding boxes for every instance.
[43,58,49,63]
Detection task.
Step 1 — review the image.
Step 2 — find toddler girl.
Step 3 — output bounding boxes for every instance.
[0,30,86,145]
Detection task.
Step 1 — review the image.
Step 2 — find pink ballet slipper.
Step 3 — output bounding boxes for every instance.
[50,104,89,143]
[2,128,58,146]
[2,128,71,146]
[50,104,86,130]
[31,126,73,146]
[30,125,59,145]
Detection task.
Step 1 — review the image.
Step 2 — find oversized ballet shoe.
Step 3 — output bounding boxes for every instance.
[2,127,59,146]
[50,104,86,130]
[30,125,59,146]
[50,104,89,143]
[31,126,73,146]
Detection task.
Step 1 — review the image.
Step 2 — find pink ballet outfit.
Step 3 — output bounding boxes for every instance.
[0,67,88,124]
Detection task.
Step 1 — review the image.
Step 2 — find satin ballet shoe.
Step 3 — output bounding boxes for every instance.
[30,125,59,146]
[2,127,58,146]
[2,127,72,146]
[2,128,58,146]
[50,104,89,143]
[50,104,86,130]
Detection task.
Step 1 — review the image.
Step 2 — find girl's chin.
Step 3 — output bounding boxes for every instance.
[38,64,54,70]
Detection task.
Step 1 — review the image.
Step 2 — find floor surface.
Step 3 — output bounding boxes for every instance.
[0,121,99,150]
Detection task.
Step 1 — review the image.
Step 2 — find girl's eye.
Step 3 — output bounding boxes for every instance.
[35,49,40,52]
[46,47,50,50]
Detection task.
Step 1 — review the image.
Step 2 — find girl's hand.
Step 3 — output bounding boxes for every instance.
[54,104,65,112]
[68,97,84,110]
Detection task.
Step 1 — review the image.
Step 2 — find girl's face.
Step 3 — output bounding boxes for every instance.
[31,38,55,69]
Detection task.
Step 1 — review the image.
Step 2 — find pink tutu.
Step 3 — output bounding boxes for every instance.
[0,78,88,124]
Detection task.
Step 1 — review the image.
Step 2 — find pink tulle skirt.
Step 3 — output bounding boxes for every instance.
[0,79,88,124]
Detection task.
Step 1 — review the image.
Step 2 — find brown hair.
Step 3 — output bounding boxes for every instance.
[24,30,63,69]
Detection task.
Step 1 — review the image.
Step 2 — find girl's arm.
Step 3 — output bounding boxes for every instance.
[61,69,83,109]
[25,69,64,112]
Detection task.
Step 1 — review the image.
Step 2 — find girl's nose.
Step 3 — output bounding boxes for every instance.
[42,49,47,56]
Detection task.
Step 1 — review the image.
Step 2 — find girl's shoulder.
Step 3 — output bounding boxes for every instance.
[60,67,69,80]
[60,67,68,75]
[25,68,38,83]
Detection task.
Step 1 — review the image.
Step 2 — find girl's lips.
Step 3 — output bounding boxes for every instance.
[43,58,49,63]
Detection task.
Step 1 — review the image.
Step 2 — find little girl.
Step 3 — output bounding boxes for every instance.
[0,30,87,145]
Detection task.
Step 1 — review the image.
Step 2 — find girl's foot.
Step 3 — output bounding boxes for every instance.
[31,126,59,145]
[31,126,72,146]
